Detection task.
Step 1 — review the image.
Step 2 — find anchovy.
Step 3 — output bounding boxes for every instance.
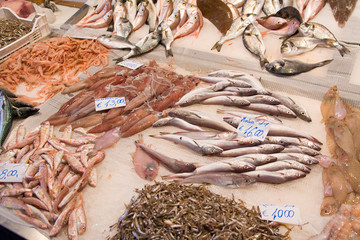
[270,92,312,122]
[256,160,311,173]
[243,169,306,183]
[149,133,223,155]
[152,117,204,131]
[170,131,239,140]
[97,34,135,49]
[219,144,284,157]
[268,152,319,164]
[174,172,257,188]
[201,96,251,107]
[265,58,333,76]
[242,23,268,68]
[264,136,321,150]
[169,109,236,132]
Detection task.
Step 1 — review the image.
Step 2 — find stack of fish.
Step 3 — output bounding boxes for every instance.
[0,122,105,239]
[48,61,200,150]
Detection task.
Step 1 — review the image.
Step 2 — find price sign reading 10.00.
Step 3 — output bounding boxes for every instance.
[236,116,271,140]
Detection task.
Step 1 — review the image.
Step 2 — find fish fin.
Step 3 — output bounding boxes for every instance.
[211,41,222,52]
[165,48,173,57]
[260,31,268,38]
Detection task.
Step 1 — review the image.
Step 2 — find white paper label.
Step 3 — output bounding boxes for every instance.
[236,117,270,140]
[0,163,28,182]
[95,97,126,111]
[117,59,143,70]
[259,204,302,225]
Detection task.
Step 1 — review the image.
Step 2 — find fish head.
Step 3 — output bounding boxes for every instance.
[233,174,256,187]
[265,59,285,73]
[280,40,297,55]
[298,22,313,36]
[201,145,223,155]
[320,197,339,216]
[277,105,296,117]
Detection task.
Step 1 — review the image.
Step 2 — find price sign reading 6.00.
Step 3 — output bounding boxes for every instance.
[236,116,271,140]
[95,97,126,111]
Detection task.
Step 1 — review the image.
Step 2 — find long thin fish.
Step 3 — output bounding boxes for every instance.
[271,92,311,121]
[219,144,284,157]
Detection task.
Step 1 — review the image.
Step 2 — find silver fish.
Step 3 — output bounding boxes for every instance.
[211,13,255,52]
[226,3,240,20]
[242,0,265,15]
[244,95,281,105]
[196,138,261,150]
[222,87,259,96]
[298,22,350,56]
[270,92,312,122]
[174,172,257,188]
[264,136,321,150]
[242,103,297,118]
[195,76,252,88]
[125,0,137,24]
[236,154,278,166]
[114,29,162,62]
[149,133,223,155]
[242,23,268,68]
[256,160,311,173]
[226,0,246,8]
[234,74,270,95]
[219,144,285,157]
[201,96,251,107]
[177,91,238,107]
[152,117,204,131]
[115,17,133,39]
[281,36,331,56]
[263,0,283,15]
[158,21,174,57]
[281,145,320,156]
[244,169,306,183]
[96,34,135,49]
[208,70,247,78]
[169,109,236,132]
[265,58,333,76]
[268,122,321,144]
[171,131,239,140]
[219,109,283,124]
[269,153,319,164]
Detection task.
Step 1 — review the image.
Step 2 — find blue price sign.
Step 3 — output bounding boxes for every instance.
[259,204,301,225]
[236,117,270,140]
[0,163,28,182]
[95,97,126,111]
[117,59,144,70]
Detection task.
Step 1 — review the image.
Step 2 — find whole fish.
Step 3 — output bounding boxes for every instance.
[221,112,283,125]
[219,144,285,157]
[268,122,321,144]
[265,58,333,75]
[298,22,350,56]
[269,152,319,164]
[303,0,325,22]
[158,21,174,57]
[174,172,257,188]
[242,0,265,15]
[267,6,303,23]
[208,69,247,78]
[0,91,12,147]
[263,0,283,15]
[169,109,236,132]
[196,138,261,150]
[158,0,173,23]
[165,8,180,30]
[296,0,309,13]
[152,117,204,131]
[125,0,137,24]
[137,143,196,173]
[132,1,149,32]
[281,145,320,156]
[262,18,300,37]
[270,92,311,121]
[81,10,113,28]
[132,141,159,181]
[226,0,246,8]
[264,136,321,150]
[201,96,251,107]
[243,169,306,183]
[280,36,332,56]
[256,16,288,30]
[256,160,311,172]
[114,29,162,62]
[173,11,203,41]
[211,14,255,52]
[146,0,157,32]
[226,3,240,20]
[150,133,224,155]
[115,18,133,39]
[242,23,268,68]
[328,0,358,27]
[195,76,253,88]
[176,91,237,107]
[242,103,297,118]
[235,154,278,166]
[171,130,239,140]
[97,34,135,49]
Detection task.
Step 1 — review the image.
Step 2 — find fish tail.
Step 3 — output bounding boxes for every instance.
[317,59,333,67]
[165,47,173,57]
[259,56,269,69]
[211,41,223,52]
[337,43,350,57]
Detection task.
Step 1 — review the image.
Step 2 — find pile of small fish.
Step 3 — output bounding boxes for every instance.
[108,182,291,239]
[48,61,200,150]
[0,122,105,239]
[0,88,39,147]
[317,86,360,217]
[0,19,32,48]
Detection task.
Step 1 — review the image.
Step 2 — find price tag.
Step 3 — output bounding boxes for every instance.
[259,204,302,225]
[236,117,270,140]
[0,163,28,182]
[117,59,144,70]
[95,97,126,111]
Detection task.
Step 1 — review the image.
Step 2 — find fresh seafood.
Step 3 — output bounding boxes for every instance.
[96,34,135,49]
[201,95,251,107]
[211,14,255,52]
[132,1,149,32]
[296,0,309,13]
[280,36,336,56]
[152,117,204,131]
[256,16,288,30]
[328,0,358,27]
[0,19,32,48]
[242,23,268,68]
[158,22,174,57]
[242,0,265,15]
[244,169,307,183]
[242,104,297,118]
[256,160,311,172]
[132,139,159,181]
[146,0,157,32]
[219,144,285,157]
[263,0,283,15]
[173,6,203,41]
[114,18,133,39]
[267,6,303,23]
[271,92,312,121]
[109,182,290,239]
[302,0,325,22]
[220,110,283,124]
[262,18,300,37]
[170,130,239,140]
[298,22,350,57]
[265,58,333,75]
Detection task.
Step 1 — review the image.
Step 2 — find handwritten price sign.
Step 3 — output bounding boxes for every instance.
[0,163,28,182]
[95,97,126,111]
[236,117,270,140]
[117,59,144,70]
[259,204,302,225]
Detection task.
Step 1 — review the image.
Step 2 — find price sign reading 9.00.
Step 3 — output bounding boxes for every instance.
[0,163,28,182]
[95,97,126,111]
[236,117,271,140]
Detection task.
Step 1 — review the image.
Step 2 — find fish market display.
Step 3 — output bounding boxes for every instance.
[318,86,360,217]
[0,19,32,48]
[48,61,200,150]
[0,122,105,239]
[0,37,109,105]
[0,88,39,147]
[108,182,291,239]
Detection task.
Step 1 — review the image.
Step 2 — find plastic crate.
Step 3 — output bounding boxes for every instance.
[0,7,51,63]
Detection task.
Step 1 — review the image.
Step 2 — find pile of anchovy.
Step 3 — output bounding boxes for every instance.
[0,19,32,48]
[109,182,291,240]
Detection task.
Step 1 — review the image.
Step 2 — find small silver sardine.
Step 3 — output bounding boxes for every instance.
[243,23,268,68]
[219,144,284,157]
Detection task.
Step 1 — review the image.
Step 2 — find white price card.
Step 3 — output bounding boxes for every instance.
[259,204,302,225]
[0,163,28,182]
[236,116,270,140]
[95,97,126,111]
[117,59,144,70]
